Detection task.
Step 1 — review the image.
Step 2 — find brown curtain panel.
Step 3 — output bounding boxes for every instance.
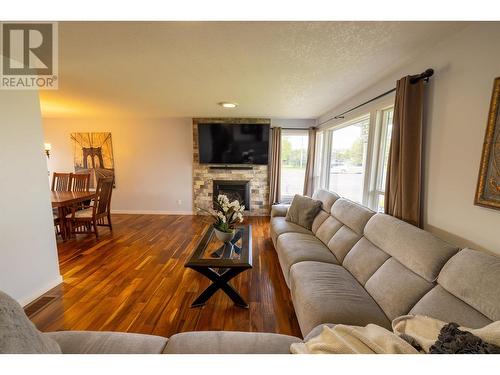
[303,127,317,196]
[269,127,282,206]
[385,76,424,228]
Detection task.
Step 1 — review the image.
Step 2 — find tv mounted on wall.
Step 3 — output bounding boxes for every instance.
[198,123,270,165]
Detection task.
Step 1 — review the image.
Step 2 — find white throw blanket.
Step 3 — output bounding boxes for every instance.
[290,324,418,354]
[291,315,500,354]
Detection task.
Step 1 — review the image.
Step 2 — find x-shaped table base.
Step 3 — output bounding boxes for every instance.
[190,266,248,308]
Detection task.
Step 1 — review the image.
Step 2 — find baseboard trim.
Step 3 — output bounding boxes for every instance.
[20,275,63,307]
[111,210,194,215]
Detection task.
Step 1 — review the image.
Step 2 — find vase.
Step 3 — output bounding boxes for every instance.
[214,227,235,243]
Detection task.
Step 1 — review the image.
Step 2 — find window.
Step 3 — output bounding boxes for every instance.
[280,130,309,202]
[373,108,393,212]
[327,116,370,203]
[316,104,394,211]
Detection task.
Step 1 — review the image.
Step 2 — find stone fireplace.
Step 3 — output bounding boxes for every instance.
[192,118,270,216]
[213,180,250,211]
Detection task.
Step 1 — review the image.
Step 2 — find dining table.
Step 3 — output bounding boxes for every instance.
[51,191,96,240]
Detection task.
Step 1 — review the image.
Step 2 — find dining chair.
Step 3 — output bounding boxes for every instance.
[70,173,91,192]
[51,172,71,191]
[66,177,114,239]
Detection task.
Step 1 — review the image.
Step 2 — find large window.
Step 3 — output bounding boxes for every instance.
[280,130,308,202]
[327,116,370,203]
[316,105,394,211]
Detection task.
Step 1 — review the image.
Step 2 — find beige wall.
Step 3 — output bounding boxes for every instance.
[319,23,500,254]
[0,89,62,305]
[43,117,194,214]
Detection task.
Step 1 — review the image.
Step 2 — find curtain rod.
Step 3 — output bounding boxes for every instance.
[318,68,434,126]
[280,127,312,130]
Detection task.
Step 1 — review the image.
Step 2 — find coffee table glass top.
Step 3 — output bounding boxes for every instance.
[186,225,252,268]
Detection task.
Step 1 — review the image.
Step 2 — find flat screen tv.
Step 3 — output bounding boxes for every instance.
[198,123,270,165]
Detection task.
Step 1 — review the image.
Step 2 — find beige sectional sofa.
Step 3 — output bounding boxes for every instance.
[271,189,500,337]
[1,189,499,353]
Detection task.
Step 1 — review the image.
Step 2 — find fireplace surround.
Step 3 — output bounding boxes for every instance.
[192,118,270,216]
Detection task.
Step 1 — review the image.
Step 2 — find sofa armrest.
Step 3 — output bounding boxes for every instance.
[271,204,290,218]
[44,331,168,354]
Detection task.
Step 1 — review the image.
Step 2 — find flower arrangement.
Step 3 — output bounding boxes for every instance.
[199,194,245,241]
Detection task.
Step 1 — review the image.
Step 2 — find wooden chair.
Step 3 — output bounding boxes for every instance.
[70,173,91,192]
[51,172,71,191]
[66,177,114,239]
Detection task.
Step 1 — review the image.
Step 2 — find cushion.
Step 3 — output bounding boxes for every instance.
[410,286,492,329]
[342,237,390,285]
[0,290,61,354]
[276,233,338,287]
[270,216,312,245]
[289,261,391,336]
[285,195,322,230]
[437,248,500,322]
[45,331,168,354]
[326,225,362,263]
[311,189,340,212]
[314,216,343,245]
[365,258,433,320]
[66,207,93,219]
[330,198,375,235]
[163,331,301,354]
[364,214,458,282]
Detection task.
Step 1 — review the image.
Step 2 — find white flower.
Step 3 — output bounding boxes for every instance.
[239,205,245,212]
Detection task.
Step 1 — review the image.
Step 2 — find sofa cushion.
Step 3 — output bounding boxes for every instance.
[312,189,340,212]
[289,261,390,336]
[311,209,330,234]
[364,214,458,282]
[343,237,390,285]
[410,285,492,329]
[330,198,375,235]
[285,195,322,230]
[326,225,362,263]
[163,331,301,354]
[314,216,343,245]
[45,331,168,354]
[270,216,312,245]
[0,291,61,354]
[276,233,338,287]
[436,248,500,322]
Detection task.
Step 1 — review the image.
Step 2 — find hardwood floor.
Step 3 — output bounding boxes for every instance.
[29,215,302,338]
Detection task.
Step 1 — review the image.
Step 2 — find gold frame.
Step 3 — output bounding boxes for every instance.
[475,77,500,210]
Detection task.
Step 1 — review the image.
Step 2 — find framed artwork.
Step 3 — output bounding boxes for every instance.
[475,77,500,210]
[71,132,115,188]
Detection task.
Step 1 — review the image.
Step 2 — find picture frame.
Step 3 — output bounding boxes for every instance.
[475,77,500,210]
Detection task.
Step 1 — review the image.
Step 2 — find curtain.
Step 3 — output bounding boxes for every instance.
[269,127,282,206]
[385,76,424,228]
[303,127,317,196]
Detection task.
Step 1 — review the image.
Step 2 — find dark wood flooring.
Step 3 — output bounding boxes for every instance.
[29,215,302,338]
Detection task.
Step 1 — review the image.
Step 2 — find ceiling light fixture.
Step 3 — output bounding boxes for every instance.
[219,102,238,108]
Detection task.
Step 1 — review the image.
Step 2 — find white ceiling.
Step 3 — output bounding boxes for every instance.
[40,21,468,119]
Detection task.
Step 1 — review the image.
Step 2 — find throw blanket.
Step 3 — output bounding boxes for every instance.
[291,316,500,354]
[290,324,419,354]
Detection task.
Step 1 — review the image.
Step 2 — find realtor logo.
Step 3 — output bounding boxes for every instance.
[1,22,58,89]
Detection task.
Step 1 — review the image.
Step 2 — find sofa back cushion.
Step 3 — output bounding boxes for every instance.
[410,249,500,327]
[0,291,61,354]
[342,214,458,320]
[313,197,375,262]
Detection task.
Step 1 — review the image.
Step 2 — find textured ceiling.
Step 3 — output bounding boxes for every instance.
[40,21,467,118]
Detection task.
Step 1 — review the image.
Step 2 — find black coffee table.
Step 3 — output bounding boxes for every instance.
[185,225,252,308]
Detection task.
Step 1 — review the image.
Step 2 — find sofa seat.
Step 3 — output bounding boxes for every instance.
[270,216,312,245]
[163,331,301,354]
[290,261,391,336]
[276,233,338,287]
[44,331,168,354]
